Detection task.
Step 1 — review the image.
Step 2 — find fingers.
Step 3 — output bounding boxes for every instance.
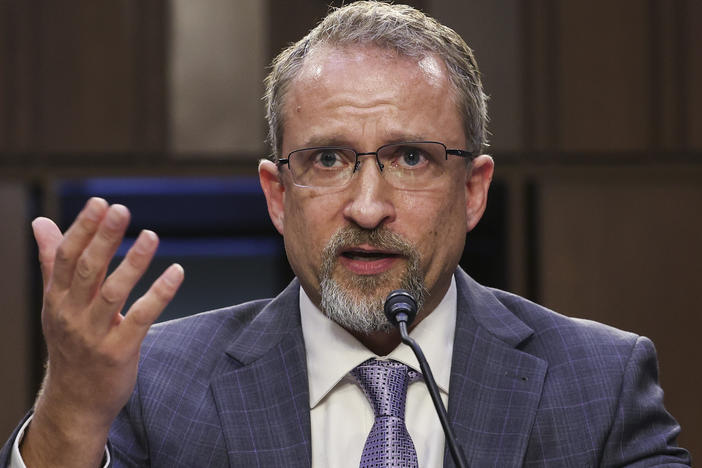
[67,204,130,307]
[37,197,184,353]
[119,264,184,347]
[32,217,64,288]
[50,198,109,292]
[92,230,159,328]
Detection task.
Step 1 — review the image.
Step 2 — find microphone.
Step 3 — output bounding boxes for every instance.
[384,290,468,468]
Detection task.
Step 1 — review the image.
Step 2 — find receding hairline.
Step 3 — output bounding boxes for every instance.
[277,43,466,152]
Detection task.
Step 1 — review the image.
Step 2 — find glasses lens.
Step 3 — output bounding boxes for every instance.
[289,147,356,187]
[377,142,447,189]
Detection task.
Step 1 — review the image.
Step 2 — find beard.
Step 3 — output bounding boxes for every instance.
[319,226,427,334]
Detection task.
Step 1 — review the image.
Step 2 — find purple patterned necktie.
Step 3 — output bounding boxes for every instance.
[351,359,419,468]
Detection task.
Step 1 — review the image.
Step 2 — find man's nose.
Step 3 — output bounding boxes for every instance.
[342,155,396,230]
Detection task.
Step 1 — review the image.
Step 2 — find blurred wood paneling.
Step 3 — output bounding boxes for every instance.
[40,1,135,151]
[0,0,39,151]
[521,0,559,151]
[653,0,686,150]
[169,0,266,155]
[0,0,167,153]
[433,0,700,155]
[687,0,702,149]
[0,1,10,147]
[0,184,31,440]
[557,0,650,151]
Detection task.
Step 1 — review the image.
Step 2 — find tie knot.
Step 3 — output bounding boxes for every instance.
[351,359,418,418]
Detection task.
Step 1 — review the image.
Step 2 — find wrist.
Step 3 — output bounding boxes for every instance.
[21,409,109,468]
[20,387,112,468]
[38,363,122,430]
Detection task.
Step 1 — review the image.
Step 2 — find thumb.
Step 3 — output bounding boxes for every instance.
[31,217,64,288]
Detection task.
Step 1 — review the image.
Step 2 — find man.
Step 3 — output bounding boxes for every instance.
[1,2,690,467]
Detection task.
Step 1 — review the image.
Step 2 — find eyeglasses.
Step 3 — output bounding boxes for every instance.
[277,141,474,189]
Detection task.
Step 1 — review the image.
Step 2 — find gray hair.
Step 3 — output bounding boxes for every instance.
[263,1,489,161]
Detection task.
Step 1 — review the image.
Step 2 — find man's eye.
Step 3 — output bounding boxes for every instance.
[314,150,343,168]
[395,147,427,168]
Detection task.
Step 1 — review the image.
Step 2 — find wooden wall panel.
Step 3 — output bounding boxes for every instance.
[0,0,166,154]
[0,1,9,148]
[0,184,31,442]
[170,0,267,155]
[686,0,702,150]
[557,0,650,151]
[429,0,524,151]
[653,1,684,149]
[429,0,700,155]
[132,1,169,152]
[522,0,558,151]
[0,0,39,152]
[538,173,702,456]
[38,1,135,151]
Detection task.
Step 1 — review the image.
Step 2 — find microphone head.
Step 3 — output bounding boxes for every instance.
[384,289,418,327]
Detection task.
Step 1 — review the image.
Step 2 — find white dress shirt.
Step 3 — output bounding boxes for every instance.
[11,276,456,467]
[301,277,456,468]
[9,416,110,468]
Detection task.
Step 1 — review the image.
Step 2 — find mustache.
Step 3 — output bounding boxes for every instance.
[323,225,416,260]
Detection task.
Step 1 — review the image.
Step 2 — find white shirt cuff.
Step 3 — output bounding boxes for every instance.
[9,415,111,468]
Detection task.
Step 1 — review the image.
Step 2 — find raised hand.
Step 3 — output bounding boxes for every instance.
[21,198,184,468]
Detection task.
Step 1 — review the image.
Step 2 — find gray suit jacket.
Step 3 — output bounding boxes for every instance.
[1,268,690,466]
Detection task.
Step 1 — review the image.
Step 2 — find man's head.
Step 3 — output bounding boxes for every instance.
[258,2,494,343]
[264,1,489,160]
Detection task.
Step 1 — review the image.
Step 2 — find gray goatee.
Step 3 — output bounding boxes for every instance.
[319,226,426,333]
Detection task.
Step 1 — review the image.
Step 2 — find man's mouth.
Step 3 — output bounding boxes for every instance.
[338,246,402,275]
[341,249,400,261]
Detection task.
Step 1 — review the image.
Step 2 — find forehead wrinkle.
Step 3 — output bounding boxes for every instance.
[331,99,396,111]
[282,81,399,136]
[300,129,432,150]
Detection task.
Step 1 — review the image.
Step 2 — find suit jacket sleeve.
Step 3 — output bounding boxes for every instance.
[107,369,150,467]
[601,336,690,466]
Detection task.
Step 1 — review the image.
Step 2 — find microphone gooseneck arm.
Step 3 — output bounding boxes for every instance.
[384,290,468,468]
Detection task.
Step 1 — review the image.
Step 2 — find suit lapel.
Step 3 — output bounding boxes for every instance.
[210,280,312,468]
[445,270,548,467]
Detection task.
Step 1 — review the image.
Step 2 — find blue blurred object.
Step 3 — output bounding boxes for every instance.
[57,177,293,322]
[59,177,271,235]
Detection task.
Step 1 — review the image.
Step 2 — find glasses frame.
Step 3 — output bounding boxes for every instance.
[277,140,474,188]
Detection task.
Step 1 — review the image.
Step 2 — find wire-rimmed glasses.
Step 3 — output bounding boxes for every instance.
[277,141,474,189]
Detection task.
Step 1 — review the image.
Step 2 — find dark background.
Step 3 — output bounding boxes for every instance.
[1,0,700,459]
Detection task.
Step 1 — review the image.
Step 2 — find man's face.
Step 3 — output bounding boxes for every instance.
[260,45,492,330]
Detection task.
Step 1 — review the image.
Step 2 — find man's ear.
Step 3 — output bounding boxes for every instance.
[465,155,494,232]
[258,159,286,235]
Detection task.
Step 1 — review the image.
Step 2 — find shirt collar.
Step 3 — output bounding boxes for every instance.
[300,277,457,407]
